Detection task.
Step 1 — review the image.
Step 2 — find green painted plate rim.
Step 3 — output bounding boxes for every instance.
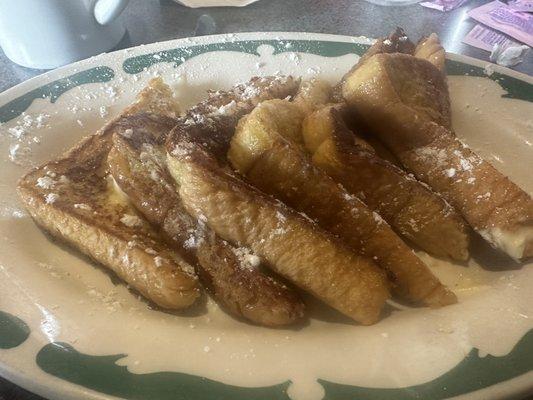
[0,32,531,400]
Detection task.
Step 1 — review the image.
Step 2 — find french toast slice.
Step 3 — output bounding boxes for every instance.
[167,134,390,325]
[414,33,446,72]
[17,80,201,309]
[332,28,416,103]
[107,116,305,326]
[178,75,300,162]
[338,30,451,131]
[225,77,332,174]
[292,78,333,114]
[229,99,456,307]
[302,104,470,260]
[342,35,533,261]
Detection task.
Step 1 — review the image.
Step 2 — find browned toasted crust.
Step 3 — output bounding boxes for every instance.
[229,99,456,306]
[302,104,470,261]
[17,75,306,321]
[167,135,390,325]
[107,121,305,327]
[175,75,300,161]
[17,110,200,309]
[332,28,416,102]
[342,48,533,260]
[344,52,452,132]
[293,78,333,114]
[415,33,446,72]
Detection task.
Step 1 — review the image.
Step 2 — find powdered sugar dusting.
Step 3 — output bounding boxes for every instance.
[120,128,134,138]
[372,211,384,224]
[459,157,473,171]
[182,219,206,251]
[180,75,297,132]
[216,100,238,116]
[6,113,49,139]
[154,256,164,268]
[414,146,447,165]
[120,214,143,228]
[406,218,420,232]
[2,112,51,165]
[171,140,196,158]
[183,235,199,249]
[232,246,261,270]
[36,176,55,189]
[445,168,456,177]
[45,193,59,204]
[414,140,483,186]
[74,203,92,211]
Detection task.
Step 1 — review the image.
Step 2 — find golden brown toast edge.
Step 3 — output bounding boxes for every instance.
[331,28,416,102]
[342,47,533,260]
[17,79,201,309]
[229,99,457,307]
[302,104,470,261]
[175,75,301,162]
[414,33,446,72]
[107,122,306,327]
[167,134,390,325]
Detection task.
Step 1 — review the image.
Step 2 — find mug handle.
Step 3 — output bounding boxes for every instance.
[94,0,130,25]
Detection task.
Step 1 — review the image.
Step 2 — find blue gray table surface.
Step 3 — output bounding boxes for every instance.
[0,0,531,399]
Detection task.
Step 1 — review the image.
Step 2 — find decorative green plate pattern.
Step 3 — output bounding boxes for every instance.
[0,66,114,124]
[0,311,30,350]
[1,40,531,126]
[320,330,533,400]
[33,330,533,400]
[0,34,531,400]
[122,40,369,74]
[37,342,291,400]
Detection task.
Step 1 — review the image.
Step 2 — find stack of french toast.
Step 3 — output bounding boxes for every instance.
[18,29,533,327]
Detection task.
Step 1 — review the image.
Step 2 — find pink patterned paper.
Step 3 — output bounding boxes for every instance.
[507,0,533,12]
[468,1,533,47]
[463,24,522,51]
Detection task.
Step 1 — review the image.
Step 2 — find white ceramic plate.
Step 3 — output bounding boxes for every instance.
[0,32,532,400]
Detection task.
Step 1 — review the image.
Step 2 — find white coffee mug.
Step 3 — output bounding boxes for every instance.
[0,0,130,69]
